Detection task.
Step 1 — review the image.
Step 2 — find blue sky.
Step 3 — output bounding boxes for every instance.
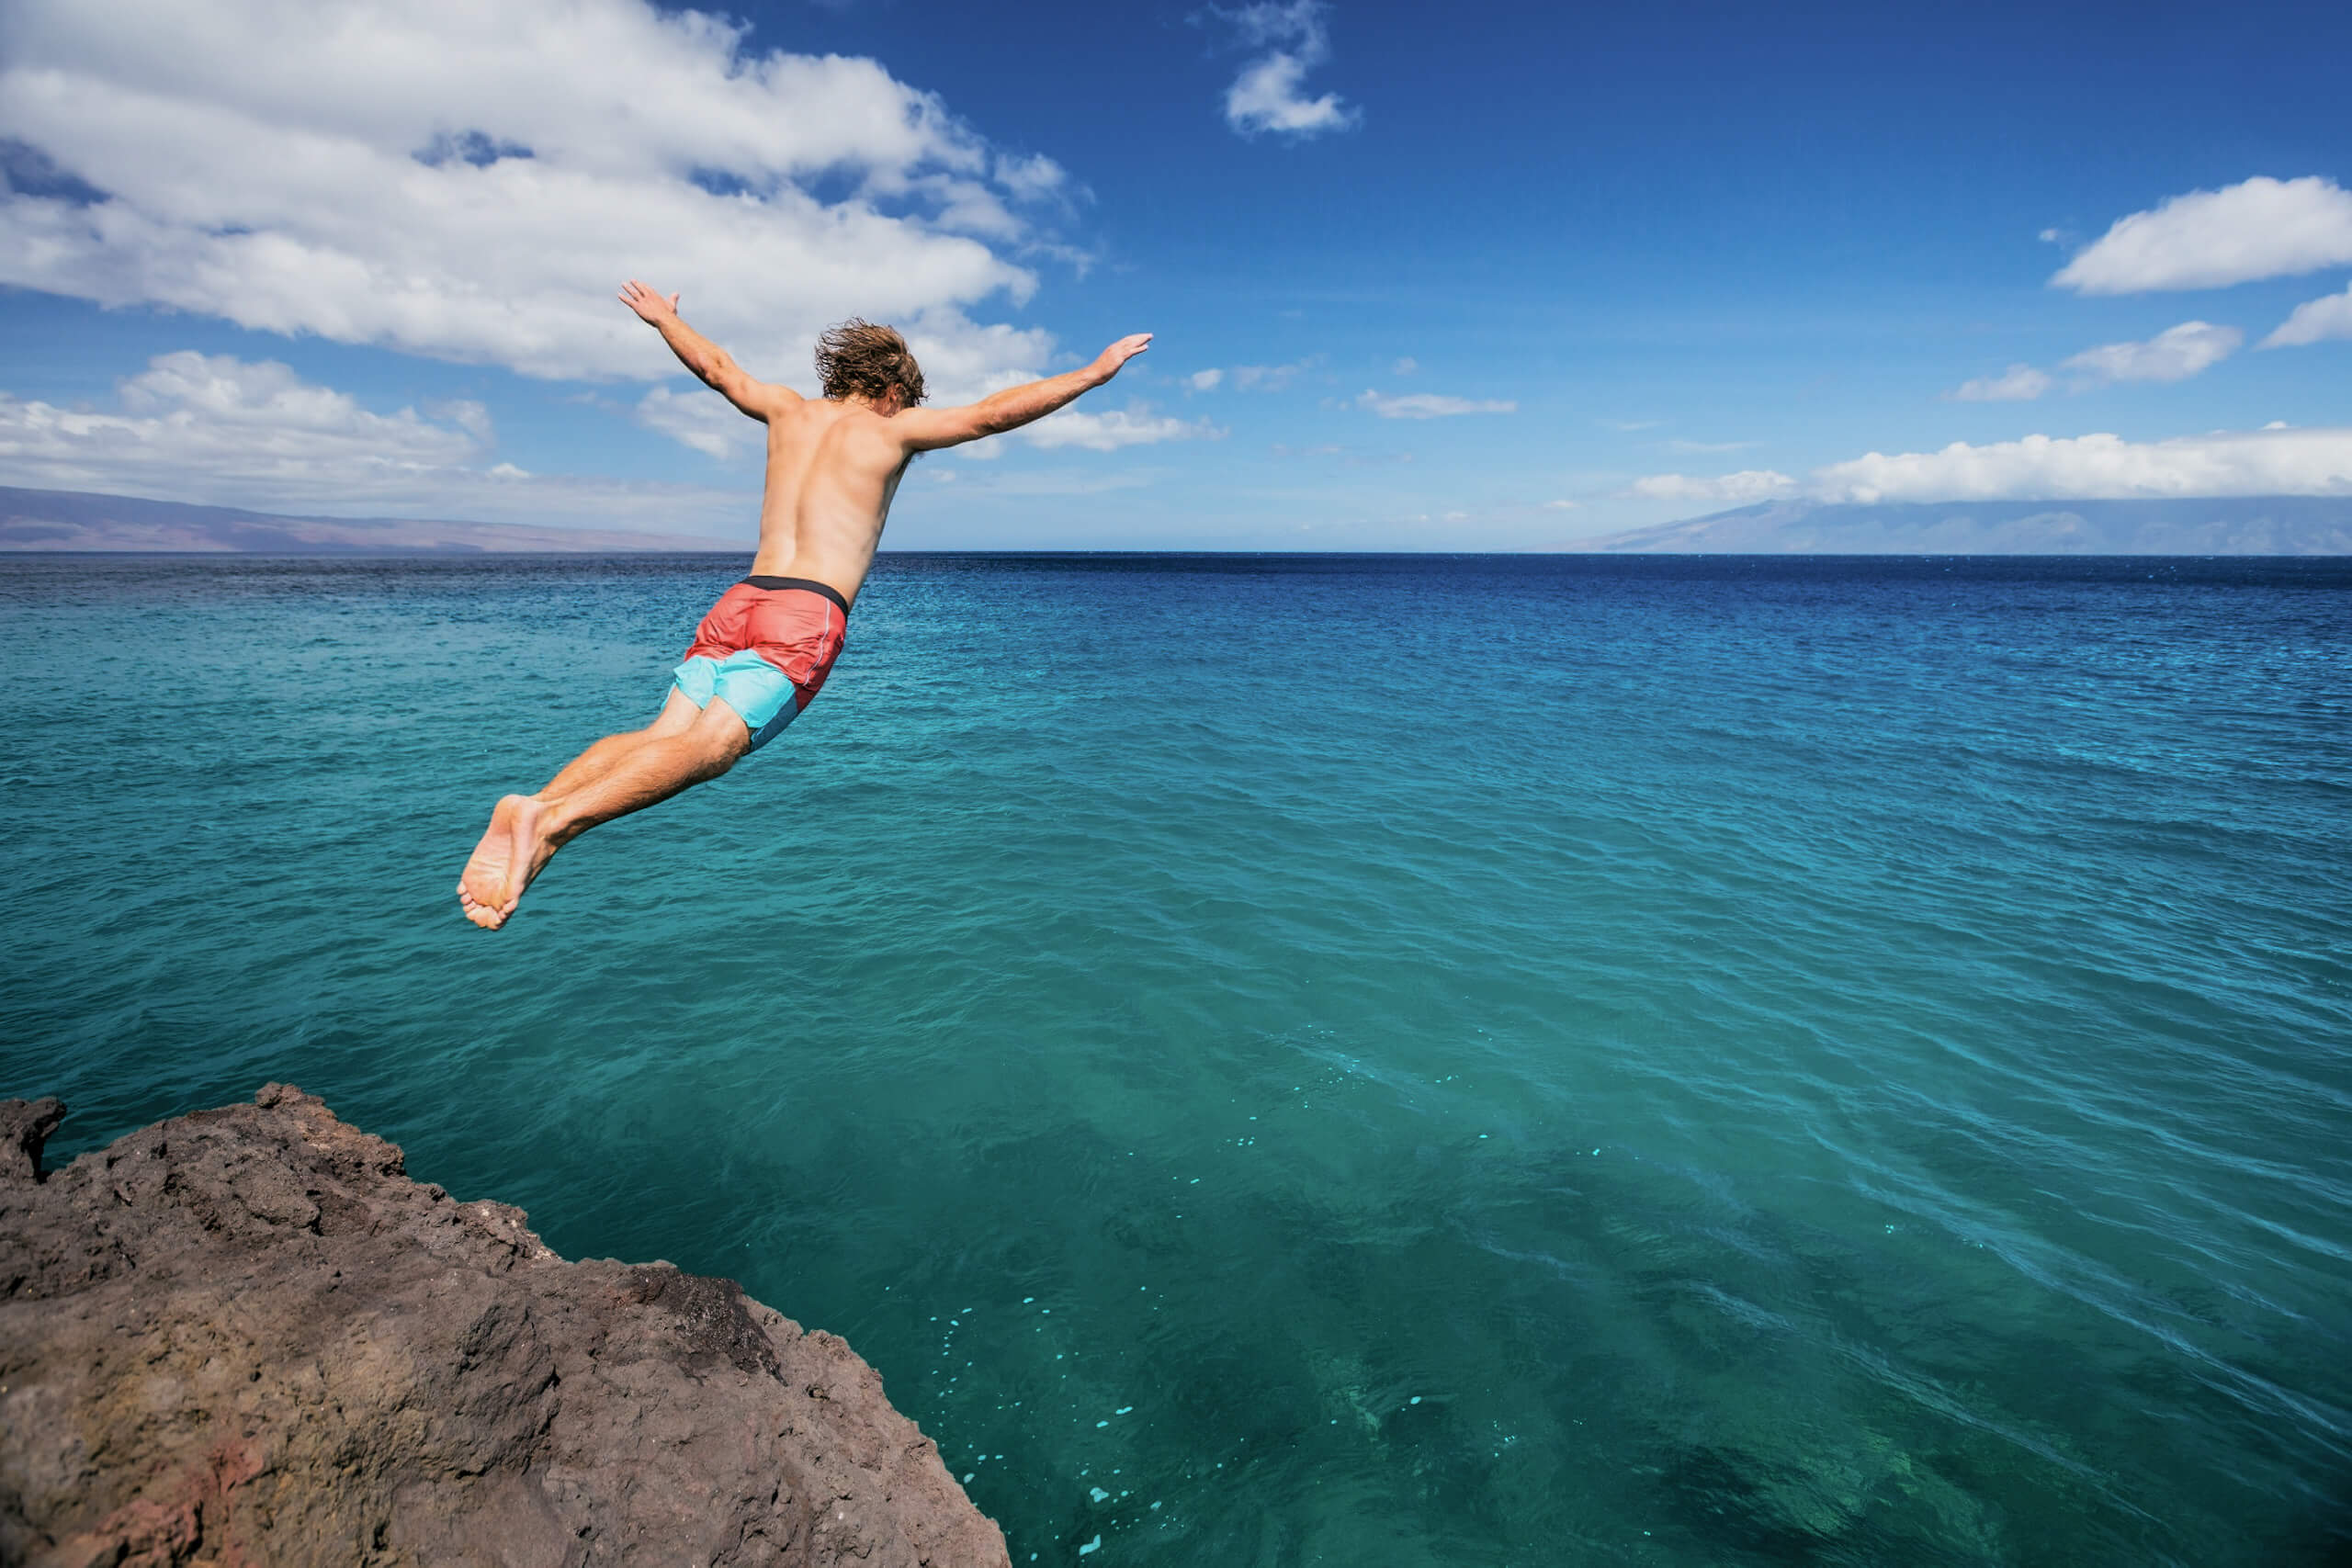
[2,0,2348,547]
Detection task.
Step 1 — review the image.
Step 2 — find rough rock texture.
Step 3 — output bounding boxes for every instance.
[0,1087,1009,1568]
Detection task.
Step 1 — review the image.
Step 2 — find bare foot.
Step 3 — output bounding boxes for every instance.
[498,794,560,920]
[457,799,518,929]
[456,795,559,930]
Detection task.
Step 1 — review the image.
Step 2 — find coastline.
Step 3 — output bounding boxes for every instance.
[0,1086,1007,1567]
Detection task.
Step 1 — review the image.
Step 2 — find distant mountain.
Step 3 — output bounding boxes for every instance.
[1571,497,2352,554]
[0,486,742,554]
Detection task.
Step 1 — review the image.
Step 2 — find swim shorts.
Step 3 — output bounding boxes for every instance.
[672,576,849,751]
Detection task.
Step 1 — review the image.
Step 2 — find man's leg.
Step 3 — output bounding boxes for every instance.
[458,688,695,927]
[535,687,703,799]
[458,699,752,931]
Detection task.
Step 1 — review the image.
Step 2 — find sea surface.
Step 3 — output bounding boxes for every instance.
[4,552,2349,1565]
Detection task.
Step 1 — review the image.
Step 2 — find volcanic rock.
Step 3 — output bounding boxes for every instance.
[0,1085,1008,1567]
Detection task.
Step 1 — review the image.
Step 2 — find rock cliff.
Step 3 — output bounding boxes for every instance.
[0,1086,1008,1567]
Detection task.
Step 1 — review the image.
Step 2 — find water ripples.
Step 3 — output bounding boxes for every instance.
[5,552,2350,1564]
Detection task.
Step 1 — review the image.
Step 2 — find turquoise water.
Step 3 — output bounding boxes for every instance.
[5,552,2349,1564]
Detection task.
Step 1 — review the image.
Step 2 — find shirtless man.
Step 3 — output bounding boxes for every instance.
[456,281,1150,929]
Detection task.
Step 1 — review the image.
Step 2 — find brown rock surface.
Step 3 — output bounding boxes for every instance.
[0,1086,1009,1568]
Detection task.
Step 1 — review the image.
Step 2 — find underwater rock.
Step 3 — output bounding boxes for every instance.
[0,1084,1007,1567]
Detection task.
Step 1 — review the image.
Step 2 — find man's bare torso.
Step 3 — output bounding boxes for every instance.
[454,287,1148,930]
[745,399,910,606]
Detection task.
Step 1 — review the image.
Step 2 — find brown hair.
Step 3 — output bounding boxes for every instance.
[815,319,926,405]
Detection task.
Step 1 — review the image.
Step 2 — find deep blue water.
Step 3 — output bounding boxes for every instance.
[4,552,2349,1565]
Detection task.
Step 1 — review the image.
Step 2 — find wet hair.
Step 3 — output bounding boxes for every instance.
[814,319,925,406]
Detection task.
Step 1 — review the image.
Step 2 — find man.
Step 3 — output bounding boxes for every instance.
[456,281,1151,929]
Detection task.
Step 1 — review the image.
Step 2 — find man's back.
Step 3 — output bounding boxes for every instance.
[456,286,1148,931]
[749,398,908,602]
[613,280,1150,607]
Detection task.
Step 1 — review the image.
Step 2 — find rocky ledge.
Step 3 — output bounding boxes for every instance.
[0,1086,1008,1567]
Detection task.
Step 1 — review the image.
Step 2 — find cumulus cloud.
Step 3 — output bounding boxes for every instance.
[0,0,1069,396]
[0,350,748,530]
[1950,364,2052,402]
[1188,368,1226,390]
[634,385,751,460]
[1628,469,1798,504]
[1633,423,2352,508]
[0,352,480,493]
[2059,321,2243,385]
[1357,389,1515,419]
[1947,322,2241,403]
[1017,402,1221,452]
[1809,427,2352,502]
[2263,282,2352,348]
[1213,2,1359,138]
[2052,175,2352,294]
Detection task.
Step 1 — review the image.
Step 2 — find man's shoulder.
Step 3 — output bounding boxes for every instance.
[787,398,893,431]
[773,399,912,466]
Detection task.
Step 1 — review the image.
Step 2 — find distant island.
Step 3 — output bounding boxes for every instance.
[1570,497,2352,554]
[9,483,2352,556]
[0,485,741,554]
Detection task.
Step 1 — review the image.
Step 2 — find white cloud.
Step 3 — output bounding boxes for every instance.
[2263,282,2352,348]
[0,350,751,530]
[1543,499,1578,511]
[1947,322,2242,404]
[1017,401,1221,452]
[0,352,479,494]
[1660,438,1757,454]
[2052,175,2352,294]
[1357,389,1515,419]
[1215,2,1359,138]
[0,0,1069,396]
[1628,470,1797,504]
[1392,356,1418,376]
[2059,321,2242,385]
[1950,364,2052,402]
[991,152,1069,205]
[1232,361,1310,391]
[634,385,751,459]
[1634,423,2352,508]
[1188,368,1226,390]
[1810,427,2352,502]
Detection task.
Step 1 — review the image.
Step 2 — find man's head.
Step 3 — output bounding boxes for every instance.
[816,319,925,410]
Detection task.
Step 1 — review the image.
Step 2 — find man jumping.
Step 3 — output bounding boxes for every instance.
[456,282,1150,929]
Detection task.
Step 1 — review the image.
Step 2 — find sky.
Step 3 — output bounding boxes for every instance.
[1,0,2348,549]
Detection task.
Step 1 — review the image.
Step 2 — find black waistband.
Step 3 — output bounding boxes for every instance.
[741,575,851,616]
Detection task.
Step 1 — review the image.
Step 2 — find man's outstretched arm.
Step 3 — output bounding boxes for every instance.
[893,333,1152,452]
[619,279,799,422]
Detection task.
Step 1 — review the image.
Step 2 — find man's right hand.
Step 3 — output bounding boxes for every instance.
[1091,333,1153,382]
[619,279,681,325]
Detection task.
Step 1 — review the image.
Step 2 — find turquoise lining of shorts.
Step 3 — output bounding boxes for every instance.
[673,651,798,750]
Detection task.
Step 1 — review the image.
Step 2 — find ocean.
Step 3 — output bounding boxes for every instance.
[3,551,2347,1565]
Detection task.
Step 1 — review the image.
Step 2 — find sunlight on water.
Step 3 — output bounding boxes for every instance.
[5,552,2349,1565]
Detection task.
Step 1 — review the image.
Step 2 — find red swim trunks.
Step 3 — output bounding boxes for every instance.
[672,576,849,751]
